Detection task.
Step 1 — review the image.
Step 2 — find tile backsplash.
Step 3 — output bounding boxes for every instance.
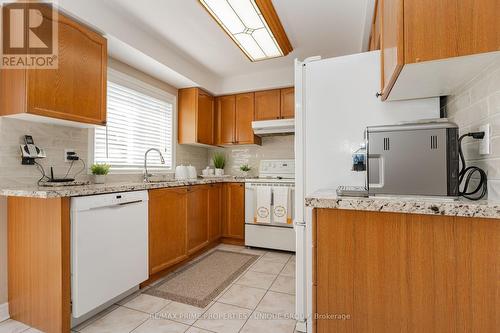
[208,135,295,176]
[445,57,500,200]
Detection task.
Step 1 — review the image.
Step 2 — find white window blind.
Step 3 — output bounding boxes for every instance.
[94,80,173,171]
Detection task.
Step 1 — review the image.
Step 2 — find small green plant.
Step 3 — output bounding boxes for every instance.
[90,163,110,175]
[212,152,226,169]
[240,164,251,172]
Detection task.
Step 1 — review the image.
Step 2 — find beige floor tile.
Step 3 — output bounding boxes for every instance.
[218,284,267,310]
[193,302,251,333]
[239,248,268,256]
[123,294,171,314]
[185,327,214,333]
[216,244,245,252]
[249,258,286,275]
[240,311,296,333]
[234,270,277,290]
[131,318,189,333]
[270,276,296,295]
[72,305,120,331]
[0,319,30,333]
[280,261,295,277]
[156,301,206,325]
[262,252,292,264]
[256,291,295,316]
[80,306,149,333]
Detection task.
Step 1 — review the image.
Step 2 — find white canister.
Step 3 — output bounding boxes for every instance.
[187,165,197,179]
[175,165,188,180]
[215,168,224,176]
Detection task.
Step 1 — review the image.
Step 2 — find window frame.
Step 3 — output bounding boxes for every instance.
[88,68,177,174]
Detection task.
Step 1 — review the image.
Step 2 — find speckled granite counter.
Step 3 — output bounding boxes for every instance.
[306,188,500,219]
[0,178,247,198]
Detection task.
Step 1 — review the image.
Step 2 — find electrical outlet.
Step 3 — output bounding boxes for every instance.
[479,124,490,155]
[64,149,76,162]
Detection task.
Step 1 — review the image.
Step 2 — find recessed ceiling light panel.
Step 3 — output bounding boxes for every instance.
[199,0,292,61]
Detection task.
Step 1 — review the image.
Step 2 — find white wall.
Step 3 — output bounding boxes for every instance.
[445,57,500,200]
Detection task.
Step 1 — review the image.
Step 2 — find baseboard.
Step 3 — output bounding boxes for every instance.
[0,302,9,322]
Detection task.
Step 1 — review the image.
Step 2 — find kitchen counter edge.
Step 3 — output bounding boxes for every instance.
[306,189,500,219]
[0,178,250,199]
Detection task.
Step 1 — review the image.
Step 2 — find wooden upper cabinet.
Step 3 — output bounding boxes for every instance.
[148,188,188,275]
[222,183,245,241]
[178,88,215,146]
[368,0,381,51]
[255,89,281,120]
[235,92,257,144]
[216,95,236,145]
[280,87,295,119]
[0,9,107,125]
[217,93,261,146]
[379,0,500,101]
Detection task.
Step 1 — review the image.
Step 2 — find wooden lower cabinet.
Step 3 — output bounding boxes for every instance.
[187,185,210,254]
[148,187,188,275]
[208,183,223,241]
[222,182,245,242]
[314,209,499,333]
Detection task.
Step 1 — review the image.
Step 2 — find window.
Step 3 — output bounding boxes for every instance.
[93,71,175,172]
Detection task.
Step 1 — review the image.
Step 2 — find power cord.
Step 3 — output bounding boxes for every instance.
[458,132,487,200]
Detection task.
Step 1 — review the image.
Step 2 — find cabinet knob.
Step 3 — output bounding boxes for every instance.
[375,92,382,98]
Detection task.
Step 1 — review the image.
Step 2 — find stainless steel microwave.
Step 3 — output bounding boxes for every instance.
[366,121,459,197]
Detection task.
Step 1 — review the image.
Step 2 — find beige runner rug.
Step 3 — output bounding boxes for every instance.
[145,250,258,308]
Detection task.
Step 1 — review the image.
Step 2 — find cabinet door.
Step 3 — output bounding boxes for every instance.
[148,188,188,275]
[255,89,281,120]
[197,90,214,145]
[235,92,256,144]
[27,10,107,125]
[380,0,404,100]
[280,88,295,119]
[457,0,500,57]
[208,184,222,242]
[222,183,245,240]
[217,95,236,145]
[187,185,209,254]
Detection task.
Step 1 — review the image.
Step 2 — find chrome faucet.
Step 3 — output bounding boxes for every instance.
[144,148,165,182]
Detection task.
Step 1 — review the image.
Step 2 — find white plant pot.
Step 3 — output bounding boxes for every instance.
[215,168,224,176]
[93,175,106,184]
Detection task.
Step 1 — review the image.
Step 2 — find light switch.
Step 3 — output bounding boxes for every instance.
[479,124,490,155]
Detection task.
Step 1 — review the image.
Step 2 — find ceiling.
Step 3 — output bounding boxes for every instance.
[59,0,374,94]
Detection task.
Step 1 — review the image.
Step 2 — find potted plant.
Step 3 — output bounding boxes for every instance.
[212,152,226,176]
[240,164,251,177]
[90,163,110,184]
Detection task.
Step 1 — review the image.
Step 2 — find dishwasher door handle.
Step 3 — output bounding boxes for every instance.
[117,200,144,206]
[85,200,144,211]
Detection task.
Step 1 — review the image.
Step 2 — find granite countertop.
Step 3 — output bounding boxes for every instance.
[0,177,248,199]
[306,188,500,219]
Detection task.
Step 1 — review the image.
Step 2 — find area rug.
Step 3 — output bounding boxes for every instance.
[145,250,259,308]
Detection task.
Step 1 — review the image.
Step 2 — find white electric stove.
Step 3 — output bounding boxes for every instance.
[244,159,295,252]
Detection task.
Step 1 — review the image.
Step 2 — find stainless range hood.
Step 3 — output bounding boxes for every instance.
[252,119,295,136]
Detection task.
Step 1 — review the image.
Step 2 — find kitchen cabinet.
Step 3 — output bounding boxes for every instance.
[280,87,295,119]
[178,87,215,146]
[148,187,188,275]
[187,185,210,254]
[0,9,107,125]
[208,183,222,241]
[255,88,294,120]
[379,0,500,101]
[255,89,281,120]
[368,0,381,51]
[314,209,499,333]
[216,94,261,145]
[222,182,245,243]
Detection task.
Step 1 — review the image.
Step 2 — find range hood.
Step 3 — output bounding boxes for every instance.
[252,119,295,136]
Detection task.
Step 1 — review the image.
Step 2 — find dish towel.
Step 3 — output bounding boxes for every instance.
[273,186,290,224]
[255,186,272,223]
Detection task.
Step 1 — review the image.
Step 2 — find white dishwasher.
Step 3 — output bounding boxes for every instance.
[70,191,149,319]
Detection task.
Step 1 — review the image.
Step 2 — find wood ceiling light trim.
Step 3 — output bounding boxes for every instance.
[254,0,293,56]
